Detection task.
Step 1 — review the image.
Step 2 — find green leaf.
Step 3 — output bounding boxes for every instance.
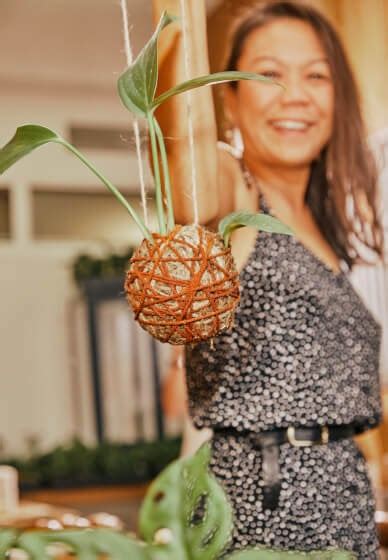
[228,552,278,560]
[19,530,98,560]
[15,529,150,560]
[118,11,177,117]
[17,531,52,560]
[0,124,60,174]
[152,71,278,109]
[139,442,234,560]
[93,529,149,560]
[0,529,17,558]
[218,210,293,246]
[228,549,355,559]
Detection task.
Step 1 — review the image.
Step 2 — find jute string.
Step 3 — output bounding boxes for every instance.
[120,0,149,227]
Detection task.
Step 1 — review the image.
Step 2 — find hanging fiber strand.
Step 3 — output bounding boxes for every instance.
[179,0,199,224]
[120,0,149,227]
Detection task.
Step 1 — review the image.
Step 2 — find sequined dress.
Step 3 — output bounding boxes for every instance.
[185,192,382,559]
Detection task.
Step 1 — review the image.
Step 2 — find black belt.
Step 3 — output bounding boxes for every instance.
[213,424,359,511]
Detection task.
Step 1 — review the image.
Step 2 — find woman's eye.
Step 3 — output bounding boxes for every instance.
[307,72,329,81]
[259,70,281,79]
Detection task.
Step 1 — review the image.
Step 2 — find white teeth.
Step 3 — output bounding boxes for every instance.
[272,120,309,131]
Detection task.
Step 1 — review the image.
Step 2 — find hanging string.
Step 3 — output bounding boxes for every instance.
[179,0,199,224]
[120,0,149,227]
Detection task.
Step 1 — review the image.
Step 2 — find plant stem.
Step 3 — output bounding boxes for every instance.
[154,117,175,231]
[58,139,153,242]
[146,112,167,235]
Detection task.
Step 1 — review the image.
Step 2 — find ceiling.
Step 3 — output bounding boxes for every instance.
[0,0,222,95]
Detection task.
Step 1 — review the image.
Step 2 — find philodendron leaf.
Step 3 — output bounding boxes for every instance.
[1,529,150,560]
[45,529,146,560]
[139,445,354,560]
[0,529,17,557]
[219,210,293,246]
[228,548,355,559]
[0,125,152,240]
[92,528,149,560]
[17,531,52,560]
[139,442,234,560]
[118,11,177,117]
[18,530,99,560]
[0,124,61,174]
[152,71,278,109]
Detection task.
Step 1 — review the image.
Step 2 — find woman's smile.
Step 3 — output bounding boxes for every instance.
[269,119,314,133]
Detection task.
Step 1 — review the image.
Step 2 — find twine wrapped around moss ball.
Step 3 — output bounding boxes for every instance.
[125,224,240,345]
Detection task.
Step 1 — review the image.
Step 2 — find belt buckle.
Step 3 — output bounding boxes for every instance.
[287,426,329,447]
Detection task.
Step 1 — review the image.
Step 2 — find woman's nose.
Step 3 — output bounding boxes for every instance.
[279,75,310,104]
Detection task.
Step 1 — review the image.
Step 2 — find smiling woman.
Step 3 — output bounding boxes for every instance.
[224,19,334,170]
[153,0,384,558]
[221,3,382,270]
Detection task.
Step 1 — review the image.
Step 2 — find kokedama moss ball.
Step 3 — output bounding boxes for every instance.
[125,224,240,345]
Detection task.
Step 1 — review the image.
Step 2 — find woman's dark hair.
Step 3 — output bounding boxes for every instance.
[225,1,383,267]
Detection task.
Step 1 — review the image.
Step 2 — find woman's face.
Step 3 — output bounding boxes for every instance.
[226,18,334,169]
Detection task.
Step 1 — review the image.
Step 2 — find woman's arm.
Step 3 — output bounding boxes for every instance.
[151,0,220,225]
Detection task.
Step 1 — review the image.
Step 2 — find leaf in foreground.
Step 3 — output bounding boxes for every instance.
[117,11,177,117]
[219,210,293,246]
[152,71,278,109]
[0,125,60,174]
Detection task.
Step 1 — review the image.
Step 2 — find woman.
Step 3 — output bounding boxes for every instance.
[152,1,384,557]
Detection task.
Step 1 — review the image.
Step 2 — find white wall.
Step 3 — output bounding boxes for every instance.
[0,86,156,455]
[0,0,153,94]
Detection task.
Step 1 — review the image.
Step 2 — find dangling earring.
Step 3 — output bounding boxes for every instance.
[223,127,244,159]
[231,127,244,157]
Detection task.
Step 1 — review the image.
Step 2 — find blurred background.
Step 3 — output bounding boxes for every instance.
[0,0,387,550]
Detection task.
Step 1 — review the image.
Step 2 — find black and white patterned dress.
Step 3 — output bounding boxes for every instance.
[185,189,382,558]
